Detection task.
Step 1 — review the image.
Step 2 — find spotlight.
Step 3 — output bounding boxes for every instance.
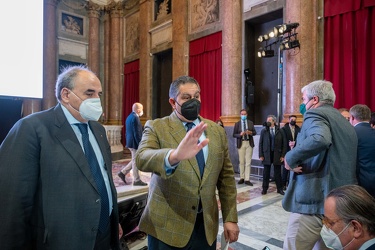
[280,40,300,50]
[261,50,274,57]
[273,25,284,37]
[279,22,299,34]
[258,34,270,42]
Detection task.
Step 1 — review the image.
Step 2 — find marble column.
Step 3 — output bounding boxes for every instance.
[106,5,123,125]
[221,0,242,126]
[282,0,323,123]
[87,6,101,75]
[172,0,189,78]
[103,13,110,124]
[42,0,59,110]
[138,0,152,122]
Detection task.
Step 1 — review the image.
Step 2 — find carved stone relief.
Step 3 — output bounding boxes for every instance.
[125,12,140,56]
[190,0,219,32]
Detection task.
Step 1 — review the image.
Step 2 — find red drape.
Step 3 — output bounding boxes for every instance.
[122,60,140,144]
[324,0,375,111]
[189,31,222,122]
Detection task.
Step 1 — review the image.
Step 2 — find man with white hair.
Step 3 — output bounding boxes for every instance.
[282,80,358,250]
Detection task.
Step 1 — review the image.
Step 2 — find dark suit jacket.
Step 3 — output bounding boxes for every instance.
[0,104,119,250]
[125,111,142,149]
[354,122,375,197]
[259,126,287,165]
[233,119,256,148]
[281,123,301,152]
[136,112,238,247]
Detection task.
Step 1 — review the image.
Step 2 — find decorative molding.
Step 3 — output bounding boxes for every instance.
[58,38,88,59]
[149,19,172,49]
[243,0,269,12]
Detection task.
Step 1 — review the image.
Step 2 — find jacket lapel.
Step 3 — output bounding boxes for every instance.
[53,104,100,193]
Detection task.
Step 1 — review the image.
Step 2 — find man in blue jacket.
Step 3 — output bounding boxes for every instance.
[349,104,375,198]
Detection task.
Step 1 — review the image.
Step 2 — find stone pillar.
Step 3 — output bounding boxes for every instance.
[221,0,242,126]
[106,5,123,125]
[103,13,110,124]
[43,0,59,110]
[172,0,189,78]
[139,0,152,120]
[282,0,322,123]
[87,5,101,75]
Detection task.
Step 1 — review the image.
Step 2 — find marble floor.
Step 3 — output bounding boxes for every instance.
[113,159,290,250]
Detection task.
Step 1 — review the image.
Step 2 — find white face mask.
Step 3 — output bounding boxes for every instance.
[320,223,354,250]
[139,111,143,117]
[69,91,103,121]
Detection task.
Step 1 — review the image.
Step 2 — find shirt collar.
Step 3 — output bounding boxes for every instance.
[61,104,85,125]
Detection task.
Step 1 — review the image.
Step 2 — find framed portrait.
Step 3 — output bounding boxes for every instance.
[59,11,86,37]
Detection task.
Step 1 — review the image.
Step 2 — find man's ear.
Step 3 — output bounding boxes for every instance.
[60,88,70,103]
[351,220,364,239]
[169,98,176,109]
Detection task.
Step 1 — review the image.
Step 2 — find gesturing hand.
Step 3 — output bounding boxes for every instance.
[168,122,209,165]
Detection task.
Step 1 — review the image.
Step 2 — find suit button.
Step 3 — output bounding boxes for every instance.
[192,206,196,210]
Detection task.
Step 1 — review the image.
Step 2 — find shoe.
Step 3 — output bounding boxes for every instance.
[282,185,287,191]
[244,181,253,186]
[277,190,285,195]
[261,189,267,195]
[238,179,244,184]
[117,172,127,184]
[133,180,148,186]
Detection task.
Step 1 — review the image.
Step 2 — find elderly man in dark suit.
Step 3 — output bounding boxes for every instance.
[136,76,239,249]
[282,80,358,250]
[259,115,287,195]
[0,66,121,249]
[349,104,375,198]
[118,102,147,186]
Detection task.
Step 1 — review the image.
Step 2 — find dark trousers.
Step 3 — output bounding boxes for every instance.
[147,213,216,250]
[262,152,282,191]
[282,165,290,187]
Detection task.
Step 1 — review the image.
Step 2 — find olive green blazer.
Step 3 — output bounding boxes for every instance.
[136,112,238,247]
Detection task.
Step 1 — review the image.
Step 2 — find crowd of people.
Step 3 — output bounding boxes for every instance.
[0,68,374,250]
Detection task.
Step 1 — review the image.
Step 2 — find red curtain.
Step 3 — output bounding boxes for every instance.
[122,60,140,144]
[189,31,222,122]
[324,0,375,111]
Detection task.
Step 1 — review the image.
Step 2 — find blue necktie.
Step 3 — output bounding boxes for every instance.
[186,122,205,178]
[271,128,275,151]
[76,123,110,233]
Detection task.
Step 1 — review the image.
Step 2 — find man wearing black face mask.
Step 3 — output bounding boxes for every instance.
[280,115,300,190]
[136,76,239,250]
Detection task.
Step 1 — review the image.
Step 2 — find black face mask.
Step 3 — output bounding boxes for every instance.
[175,98,201,121]
[290,120,296,126]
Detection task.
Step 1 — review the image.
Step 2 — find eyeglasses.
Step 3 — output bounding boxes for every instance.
[322,216,342,228]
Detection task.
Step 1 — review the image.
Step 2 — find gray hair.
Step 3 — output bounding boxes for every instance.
[169,76,200,99]
[349,104,371,122]
[55,65,94,101]
[267,114,276,123]
[301,80,336,105]
[326,185,375,236]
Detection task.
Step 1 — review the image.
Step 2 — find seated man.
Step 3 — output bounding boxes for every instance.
[321,185,375,250]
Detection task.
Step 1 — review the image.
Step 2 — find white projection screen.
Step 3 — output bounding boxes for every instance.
[0,1,44,99]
